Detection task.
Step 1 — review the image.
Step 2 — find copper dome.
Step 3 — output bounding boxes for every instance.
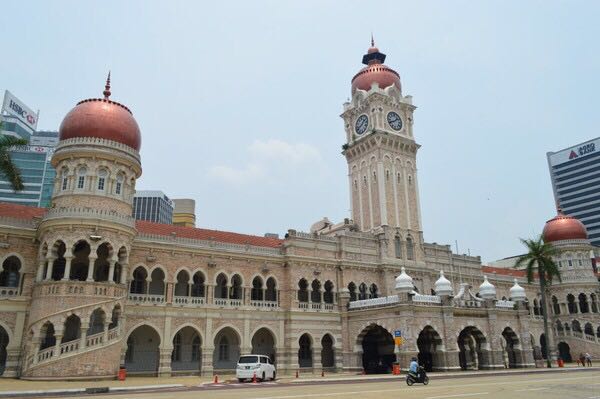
[59,75,141,151]
[351,43,401,94]
[542,212,588,243]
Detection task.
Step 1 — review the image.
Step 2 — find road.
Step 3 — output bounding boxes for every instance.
[46,371,600,399]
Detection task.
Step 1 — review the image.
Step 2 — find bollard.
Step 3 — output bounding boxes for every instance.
[214,374,218,384]
[295,370,299,378]
[321,370,324,377]
[252,371,257,384]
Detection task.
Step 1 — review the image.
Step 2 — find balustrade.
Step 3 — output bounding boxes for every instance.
[35,281,126,298]
[0,287,19,297]
[60,340,79,355]
[214,298,242,307]
[495,300,515,309]
[37,347,54,363]
[299,302,309,309]
[173,296,206,306]
[250,300,278,308]
[86,331,104,348]
[127,293,165,305]
[348,295,399,310]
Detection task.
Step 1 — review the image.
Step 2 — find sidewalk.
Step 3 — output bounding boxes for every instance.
[0,365,597,397]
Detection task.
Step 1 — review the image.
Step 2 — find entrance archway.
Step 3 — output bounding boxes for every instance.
[125,325,161,374]
[557,341,572,362]
[321,334,335,369]
[298,333,313,368]
[458,326,489,370]
[417,326,443,371]
[171,326,202,374]
[360,325,395,374]
[540,333,547,359]
[0,326,8,375]
[251,328,276,363]
[501,327,520,368]
[213,327,240,370]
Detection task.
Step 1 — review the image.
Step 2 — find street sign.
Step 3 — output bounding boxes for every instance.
[394,330,402,337]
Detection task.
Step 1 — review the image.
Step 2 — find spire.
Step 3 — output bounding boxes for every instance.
[103,71,111,100]
[371,33,375,47]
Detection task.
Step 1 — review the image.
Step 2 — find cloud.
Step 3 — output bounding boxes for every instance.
[208,139,321,185]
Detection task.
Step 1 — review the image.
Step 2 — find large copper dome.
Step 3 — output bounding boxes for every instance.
[351,42,401,94]
[542,211,588,243]
[59,75,141,151]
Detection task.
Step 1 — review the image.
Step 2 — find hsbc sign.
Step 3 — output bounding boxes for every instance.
[1,90,39,131]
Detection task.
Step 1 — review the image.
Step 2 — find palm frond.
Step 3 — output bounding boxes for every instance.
[0,152,25,191]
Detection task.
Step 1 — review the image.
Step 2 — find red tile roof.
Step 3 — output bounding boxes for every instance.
[0,202,47,219]
[135,220,283,248]
[482,265,526,277]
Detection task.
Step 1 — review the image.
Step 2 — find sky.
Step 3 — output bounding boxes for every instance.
[1,1,599,263]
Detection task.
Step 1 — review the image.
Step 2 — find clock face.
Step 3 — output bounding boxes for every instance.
[355,114,369,135]
[387,111,403,131]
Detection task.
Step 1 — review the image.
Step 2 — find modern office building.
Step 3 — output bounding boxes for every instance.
[133,190,174,224]
[547,137,600,247]
[172,198,196,227]
[1,90,38,140]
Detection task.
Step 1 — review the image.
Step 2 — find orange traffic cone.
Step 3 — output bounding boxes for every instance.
[214,375,218,384]
[252,372,257,384]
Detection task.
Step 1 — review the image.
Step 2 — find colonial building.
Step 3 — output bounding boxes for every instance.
[0,43,598,379]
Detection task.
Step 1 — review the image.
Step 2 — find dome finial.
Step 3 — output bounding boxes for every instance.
[371,32,375,47]
[103,71,111,100]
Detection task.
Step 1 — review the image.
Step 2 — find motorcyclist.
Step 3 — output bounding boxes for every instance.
[409,357,419,377]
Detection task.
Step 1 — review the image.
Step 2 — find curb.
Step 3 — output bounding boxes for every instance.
[0,384,185,398]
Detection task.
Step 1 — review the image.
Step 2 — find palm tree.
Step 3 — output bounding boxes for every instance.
[0,122,29,191]
[515,236,561,368]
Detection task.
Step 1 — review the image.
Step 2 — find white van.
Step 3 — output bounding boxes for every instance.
[236,354,276,382]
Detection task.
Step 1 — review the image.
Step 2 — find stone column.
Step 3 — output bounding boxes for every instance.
[36,259,46,282]
[30,337,41,365]
[108,259,117,283]
[206,284,214,305]
[2,347,21,377]
[62,256,73,281]
[103,321,111,342]
[80,321,90,349]
[45,256,55,280]
[158,348,173,377]
[120,263,129,285]
[54,333,63,357]
[87,255,97,282]
[201,346,214,376]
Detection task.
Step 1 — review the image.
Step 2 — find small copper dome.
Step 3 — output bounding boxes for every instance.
[59,74,141,151]
[542,211,588,243]
[351,42,401,94]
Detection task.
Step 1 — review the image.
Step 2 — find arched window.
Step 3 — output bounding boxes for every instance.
[584,323,594,337]
[323,280,334,304]
[40,322,56,350]
[115,174,124,195]
[218,336,229,361]
[348,282,357,302]
[87,309,105,336]
[394,235,402,258]
[215,273,228,299]
[533,299,540,316]
[0,256,21,288]
[369,283,378,299]
[251,276,264,301]
[62,315,81,343]
[191,272,205,297]
[578,293,589,313]
[174,270,190,297]
[572,320,581,333]
[230,275,242,299]
[149,268,165,295]
[567,294,577,314]
[358,283,368,300]
[552,296,560,315]
[265,277,277,302]
[172,333,182,362]
[130,267,147,294]
[76,167,87,190]
[61,168,69,191]
[97,169,108,191]
[406,237,414,260]
[311,280,321,303]
[298,279,308,303]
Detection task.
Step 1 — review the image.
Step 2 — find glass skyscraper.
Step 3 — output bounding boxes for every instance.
[547,137,600,247]
[133,190,174,224]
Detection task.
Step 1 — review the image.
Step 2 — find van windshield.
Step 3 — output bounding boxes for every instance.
[238,356,259,364]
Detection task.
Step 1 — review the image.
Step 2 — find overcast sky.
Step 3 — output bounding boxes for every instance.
[2,1,599,262]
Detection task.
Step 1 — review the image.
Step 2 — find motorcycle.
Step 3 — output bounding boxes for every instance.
[406,366,429,386]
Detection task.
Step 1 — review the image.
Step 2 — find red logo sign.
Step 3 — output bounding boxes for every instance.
[569,150,578,159]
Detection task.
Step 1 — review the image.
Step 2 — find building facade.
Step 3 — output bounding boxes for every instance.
[0,46,597,380]
[547,137,600,247]
[133,190,174,224]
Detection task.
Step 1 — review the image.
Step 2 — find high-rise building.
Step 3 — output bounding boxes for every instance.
[133,190,174,224]
[172,198,196,227]
[547,137,600,246]
[1,90,39,140]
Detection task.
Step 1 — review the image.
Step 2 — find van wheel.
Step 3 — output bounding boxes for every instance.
[238,378,244,383]
[262,372,266,382]
[272,371,276,381]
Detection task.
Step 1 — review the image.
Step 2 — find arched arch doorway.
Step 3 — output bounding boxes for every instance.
[321,334,335,369]
[298,333,313,368]
[417,326,443,372]
[557,342,572,363]
[171,326,202,374]
[251,328,276,363]
[125,325,161,374]
[213,327,240,371]
[0,326,8,375]
[501,327,520,368]
[458,326,489,370]
[360,325,395,374]
[540,333,547,360]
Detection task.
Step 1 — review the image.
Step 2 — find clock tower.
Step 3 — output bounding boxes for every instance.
[341,41,423,257]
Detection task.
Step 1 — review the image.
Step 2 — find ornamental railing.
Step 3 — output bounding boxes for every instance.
[127,293,165,305]
[349,295,399,310]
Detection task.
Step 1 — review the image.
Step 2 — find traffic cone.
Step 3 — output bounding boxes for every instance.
[252,371,257,384]
[295,370,299,378]
[321,370,324,377]
[214,374,218,384]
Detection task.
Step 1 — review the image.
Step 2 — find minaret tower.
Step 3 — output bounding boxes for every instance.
[341,40,423,258]
[23,75,142,378]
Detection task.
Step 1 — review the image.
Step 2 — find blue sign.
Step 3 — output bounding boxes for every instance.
[394,330,401,337]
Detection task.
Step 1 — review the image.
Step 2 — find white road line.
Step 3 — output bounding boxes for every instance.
[515,387,549,392]
[426,393,489,399]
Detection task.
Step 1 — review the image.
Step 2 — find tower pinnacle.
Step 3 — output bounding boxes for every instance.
[103,71,111,99]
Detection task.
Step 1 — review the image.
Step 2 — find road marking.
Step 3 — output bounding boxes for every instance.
[515,387,549,392]
[426,393,489,399]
